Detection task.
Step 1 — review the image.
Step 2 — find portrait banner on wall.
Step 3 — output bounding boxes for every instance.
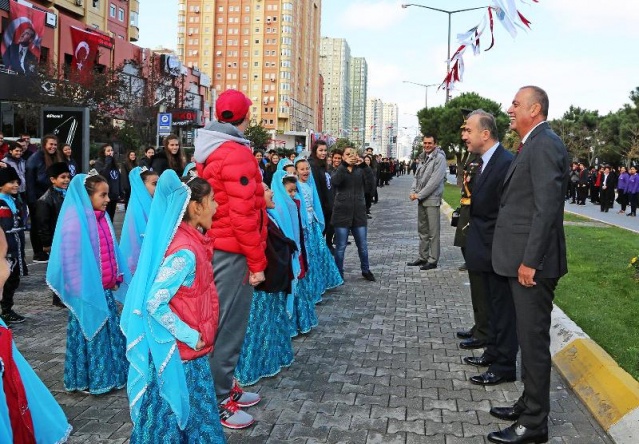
[1,1,46,75]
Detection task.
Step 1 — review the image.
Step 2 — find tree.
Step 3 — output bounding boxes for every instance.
[244,121,271,150]
[416,92,510,170]
[333,138,355,151]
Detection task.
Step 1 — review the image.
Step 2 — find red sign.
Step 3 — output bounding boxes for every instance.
[170,109,200,126]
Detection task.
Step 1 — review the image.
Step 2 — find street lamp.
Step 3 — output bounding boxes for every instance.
[401,3,488,104]
[403,81,438,110]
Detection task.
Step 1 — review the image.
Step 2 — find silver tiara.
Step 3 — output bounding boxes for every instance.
[87,169,99,177]
[139,166,149,173]
[186,169,198,184]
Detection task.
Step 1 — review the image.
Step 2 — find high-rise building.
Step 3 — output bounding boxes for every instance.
[349,56,367,150]
[365,98,384,153]
[319,37,351,138]
[382,103,398,158]
[176,0,322,134]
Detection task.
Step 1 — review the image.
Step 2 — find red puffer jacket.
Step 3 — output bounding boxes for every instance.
[195,126,267,273]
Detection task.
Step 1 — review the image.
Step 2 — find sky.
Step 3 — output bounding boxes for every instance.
[137,0,639,146]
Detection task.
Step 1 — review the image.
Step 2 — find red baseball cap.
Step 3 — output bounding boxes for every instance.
[216,89,252,123]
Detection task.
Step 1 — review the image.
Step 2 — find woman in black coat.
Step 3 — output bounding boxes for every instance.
[151,134,185,176]
[331,147,374,282]
[93,144,123,221]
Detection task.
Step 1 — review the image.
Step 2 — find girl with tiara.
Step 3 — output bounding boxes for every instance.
[119,167,159,276]
[46,172,131,395]
[234,178,298,386]
[121,171,225,443]
[294,157,342,305]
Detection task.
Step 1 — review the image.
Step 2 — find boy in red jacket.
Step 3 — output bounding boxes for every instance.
[194,89,268,429]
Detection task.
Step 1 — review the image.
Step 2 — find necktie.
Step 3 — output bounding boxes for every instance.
[517,142,524,153]
[477,157,484,175]
[19,47,26,71]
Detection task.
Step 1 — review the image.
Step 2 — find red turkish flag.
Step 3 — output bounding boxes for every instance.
[70,26,101,81]
[1,1,46,75]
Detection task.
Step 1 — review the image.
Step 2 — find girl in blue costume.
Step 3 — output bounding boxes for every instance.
[0,229,72,443]
[294,157,343,305]
[46,172,131,394]
[234,178,298,386]
[119,167,159,276]
[121,171,225,443]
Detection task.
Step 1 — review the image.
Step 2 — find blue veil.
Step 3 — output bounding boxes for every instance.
[270,161,302,315]
[120,167,153,275]
[46,173,130,340]
[294,155,325,232]
[182,162,196,177]
[120,170,192,429]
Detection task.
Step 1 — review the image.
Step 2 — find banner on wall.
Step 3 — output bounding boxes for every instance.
[1,1,46,75]
[70,26,103,81]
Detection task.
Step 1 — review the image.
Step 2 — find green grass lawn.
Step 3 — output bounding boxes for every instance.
[562,212,591,223]
[443,182,639,380]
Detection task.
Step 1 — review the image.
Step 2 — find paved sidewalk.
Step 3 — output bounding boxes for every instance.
[10,175,611,443]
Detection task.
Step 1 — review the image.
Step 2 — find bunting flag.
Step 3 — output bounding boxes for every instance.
[440,0,539,92]
[1,1,46,75]
[70,26,102,81]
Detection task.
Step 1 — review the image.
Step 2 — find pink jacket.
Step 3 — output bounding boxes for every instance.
[95,211,120,290]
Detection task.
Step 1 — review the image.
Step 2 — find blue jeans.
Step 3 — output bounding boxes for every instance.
[334,226,370,274]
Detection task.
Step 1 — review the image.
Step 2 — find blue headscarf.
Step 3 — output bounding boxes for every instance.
[294,155,325,231]
[120,170,192,429]
[46,173,130,340]
[120,167,153,276]
[182,162,196,177]
[271,161,302,316]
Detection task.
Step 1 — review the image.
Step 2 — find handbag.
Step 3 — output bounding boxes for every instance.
[451,207,461,227]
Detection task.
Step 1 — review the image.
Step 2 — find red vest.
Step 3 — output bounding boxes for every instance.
[166,222,218,361]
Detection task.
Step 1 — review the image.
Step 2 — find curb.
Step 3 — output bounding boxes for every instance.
[441,199,639,443]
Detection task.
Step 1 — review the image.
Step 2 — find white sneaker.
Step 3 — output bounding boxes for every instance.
[218,398,254,429]
[230,380,261,408]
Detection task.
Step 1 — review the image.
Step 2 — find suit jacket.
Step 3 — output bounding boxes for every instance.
[492,122,569,279]
[2,44,38,75]
[410,148,447,206]
[466,145,513,272]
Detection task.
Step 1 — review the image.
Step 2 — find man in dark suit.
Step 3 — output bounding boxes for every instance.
[461,110,516,386]
[2,26,38,75]
[488,86,568,444]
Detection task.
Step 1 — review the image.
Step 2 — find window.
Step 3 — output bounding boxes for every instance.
[109,3,116,17]
[130,11,139,27]
[118,7,125,21]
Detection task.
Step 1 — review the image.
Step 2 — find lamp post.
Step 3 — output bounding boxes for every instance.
[402,81,438,110]
[401,3,488,104]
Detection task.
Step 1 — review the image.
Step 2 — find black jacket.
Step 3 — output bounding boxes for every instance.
[309,156,333,218]
[94,157,123,200]
[359,163,376,196]
[331,162,367,228]
[35,187,65,248]
[150,151,182,176]
[25,150,51,204]
[256,218,297,294]
[0,196,27,275]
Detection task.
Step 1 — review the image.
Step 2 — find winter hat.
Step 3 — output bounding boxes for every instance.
[0,166,21,186]
[47,162,71,178]
[216,89,252,123]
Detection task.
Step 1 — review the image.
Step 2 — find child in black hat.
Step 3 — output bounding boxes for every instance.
[36,162,71,308]
[0,166,28,323]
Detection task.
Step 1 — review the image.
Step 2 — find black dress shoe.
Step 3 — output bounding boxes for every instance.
[459,338,486,349]
[463,355,493,367]
[419,262,437,270]
[458,263,468,271]
[362,271,376,281]
[487,423,548,443]
[490,404,525,421]
[456,329,473,339]
[407,259,427,266]
[470,371,515,386]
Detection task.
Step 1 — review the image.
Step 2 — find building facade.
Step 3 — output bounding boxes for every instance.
[382,102,398,158]
[176,0,321,135]
[349,56,367,150]
[364,97,383,153]
[319,36,350,139]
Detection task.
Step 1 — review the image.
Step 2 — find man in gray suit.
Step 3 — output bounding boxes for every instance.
[488,86,568,444]
[407,135,447,270]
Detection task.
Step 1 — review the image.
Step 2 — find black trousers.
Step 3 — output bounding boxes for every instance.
[482,272,517,377]
[467,266,491,342]
[1,259,21,313]
[106,200,118,223]
[27,202,43,256]
[509,276,557,429]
